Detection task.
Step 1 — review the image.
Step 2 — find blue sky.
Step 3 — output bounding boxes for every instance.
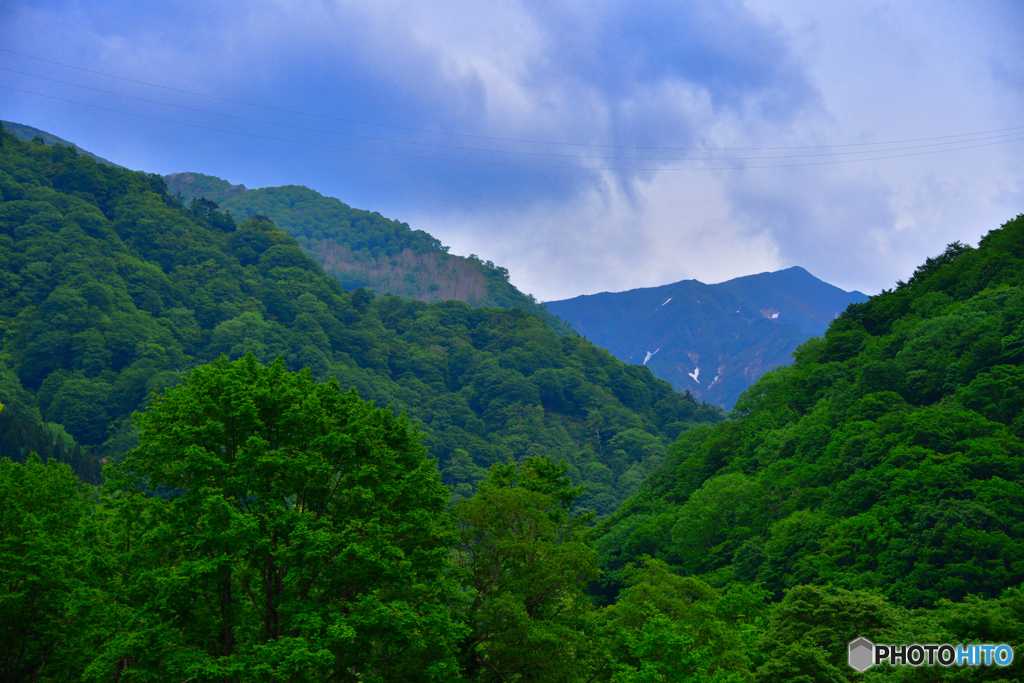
[1,0,1021,301]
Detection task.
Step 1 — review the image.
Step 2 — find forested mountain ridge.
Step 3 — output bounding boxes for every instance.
[165,170,574,334]
[547,267,868,409]
[0,124,721,515]
[594,212,1024,676]
[6,218,1024,683]
[1,120,123,169]
[4,119,1024,681]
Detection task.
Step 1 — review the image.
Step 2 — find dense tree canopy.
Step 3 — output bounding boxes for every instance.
[0,454,108,682]
[95,354,462,681]
[0,126,721,514]
[594,214,1024,677]
[166,173,573,331]
[453,457,601,682]
[4,121,1023,681]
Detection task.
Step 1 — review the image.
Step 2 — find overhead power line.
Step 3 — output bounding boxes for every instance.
[4,83,1022,172]
[5,66,1022,162]
[2,46,1023,153]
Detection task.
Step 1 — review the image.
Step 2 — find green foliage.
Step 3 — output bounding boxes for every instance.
[165,170,246,203]
[211,183,447,257]
[98,354,463,681]
[13,123,1024,681]
[0,366,97,480]
[755,585,900,683]
[603,558,766,682]
[451,460,768,683]
[0,455,110,681]
[1,120,123,168]
[4,344,1024,681]
[453,457,602,682]
[0,127,721,510]
[597,213,1024,621]
[166,175,574,334]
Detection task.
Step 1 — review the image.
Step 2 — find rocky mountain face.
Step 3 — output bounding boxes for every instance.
[2,120,862,412]
[545,267,868,409]
[164,172,573,334]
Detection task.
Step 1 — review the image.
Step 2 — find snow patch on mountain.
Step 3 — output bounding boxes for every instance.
[688,366,700,383]
[643,348,661,365]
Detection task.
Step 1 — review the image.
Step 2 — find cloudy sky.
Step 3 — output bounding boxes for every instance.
[1,0,1021,301]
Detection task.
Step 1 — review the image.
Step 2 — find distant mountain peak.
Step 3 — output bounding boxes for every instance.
[546,268,869,409]
[160,171,574,334]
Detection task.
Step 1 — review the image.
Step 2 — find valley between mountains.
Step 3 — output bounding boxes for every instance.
[163,166,868,411]
[3,121,1024,682]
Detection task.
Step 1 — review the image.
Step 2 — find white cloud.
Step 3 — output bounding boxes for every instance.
[414,169,781,301]
[411,0,1022,298]
[2,0,1019,302]
[725,0,1024,292]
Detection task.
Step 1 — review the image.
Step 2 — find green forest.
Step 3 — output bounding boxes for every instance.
[164,171,573,333]
[0,128,719,516]
[2,123,1024,681]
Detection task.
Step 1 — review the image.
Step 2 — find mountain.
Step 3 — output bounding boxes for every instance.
[713,266,868,336]
[0,128,571,334]
[545,268,868,409]
[6,121,1024,683]
[1,120,123,169]
[0,123,722,516]
[587,215,1024,678]
[165,172,574,335]
[595,214,1024,617]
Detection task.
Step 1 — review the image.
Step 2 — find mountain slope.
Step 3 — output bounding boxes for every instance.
[595,215,1024,611]
[546,268,867,409]
[1,120,123,169]
[714,266,867,336]
[0,125,722,516]
[166,172,574,335]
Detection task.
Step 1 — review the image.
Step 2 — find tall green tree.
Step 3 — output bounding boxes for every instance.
[99,354,464,682]
[453,456,602,682]
[0,455,111,682]
[602,558,765,683]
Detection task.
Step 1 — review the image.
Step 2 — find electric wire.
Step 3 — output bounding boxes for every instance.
[3,47,1023,153]
[3,66,1022,162]
[4,83,1022,172]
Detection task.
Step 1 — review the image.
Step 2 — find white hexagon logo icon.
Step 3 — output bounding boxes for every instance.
[848,638,875,671]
